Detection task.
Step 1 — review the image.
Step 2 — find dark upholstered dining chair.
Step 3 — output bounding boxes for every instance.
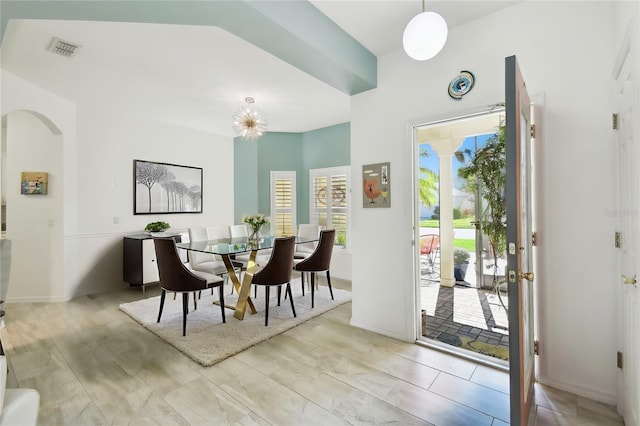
[293,229,335,308]
[154,238,226,336]
[249,236,296,326]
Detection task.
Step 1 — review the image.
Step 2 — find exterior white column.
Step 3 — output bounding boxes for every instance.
[429,137,464,287]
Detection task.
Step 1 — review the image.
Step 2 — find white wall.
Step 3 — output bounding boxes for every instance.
[351,1,621,404]
[64,107,235,298]
[5,110,64,302]
[1,70,236,301]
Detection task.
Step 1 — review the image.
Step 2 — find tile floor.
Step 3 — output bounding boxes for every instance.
[0,280,624,425]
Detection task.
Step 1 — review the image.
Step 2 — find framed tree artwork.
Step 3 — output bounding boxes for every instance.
[362,162,390,208]
[133,159,203,214]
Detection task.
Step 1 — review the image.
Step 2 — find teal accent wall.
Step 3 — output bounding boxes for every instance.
[234,122,350,226]
[256,133,305,225]
[300,122,350,222]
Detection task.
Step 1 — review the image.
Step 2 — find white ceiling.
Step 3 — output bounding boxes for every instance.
[0,1,521,137]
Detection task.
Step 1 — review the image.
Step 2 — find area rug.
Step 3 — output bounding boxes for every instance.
[437,332,509,361]
[119,280,351,367]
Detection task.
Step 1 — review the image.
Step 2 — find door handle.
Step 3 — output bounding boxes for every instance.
[518,271,534,281]
[621,275,637,287]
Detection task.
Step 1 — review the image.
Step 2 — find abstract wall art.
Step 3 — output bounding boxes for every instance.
[362,162,390,208]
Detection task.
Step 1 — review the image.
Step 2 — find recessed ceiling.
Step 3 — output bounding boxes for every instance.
[0,1,522,137]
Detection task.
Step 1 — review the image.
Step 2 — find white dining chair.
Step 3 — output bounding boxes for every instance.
[187,227,241,295]
[294,224,321,259]
[0,355,40,425]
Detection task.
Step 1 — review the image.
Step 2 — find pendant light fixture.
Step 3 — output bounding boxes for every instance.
[402,0,448,61]
[232,97,267,141]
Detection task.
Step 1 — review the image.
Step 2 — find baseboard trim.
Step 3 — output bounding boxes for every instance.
[537,375,617,406]
[5,295,66,303]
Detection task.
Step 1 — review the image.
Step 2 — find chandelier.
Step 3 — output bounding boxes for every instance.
[232,97,267,141]
[402,0,448,61]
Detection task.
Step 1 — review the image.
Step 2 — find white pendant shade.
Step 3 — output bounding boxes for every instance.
[402,11,448,61]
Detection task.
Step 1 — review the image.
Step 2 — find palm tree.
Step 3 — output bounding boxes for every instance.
[418,148,438,208]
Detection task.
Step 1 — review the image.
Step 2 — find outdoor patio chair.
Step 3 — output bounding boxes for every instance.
[419,234,440,277]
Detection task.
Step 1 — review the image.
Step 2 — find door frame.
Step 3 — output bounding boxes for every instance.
[411,105,508,369]
[613,17,639,425]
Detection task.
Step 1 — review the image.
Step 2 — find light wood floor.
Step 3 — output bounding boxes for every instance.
[1,284,623,425]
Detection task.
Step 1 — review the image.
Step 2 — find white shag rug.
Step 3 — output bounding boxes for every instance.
[119,280,351,367]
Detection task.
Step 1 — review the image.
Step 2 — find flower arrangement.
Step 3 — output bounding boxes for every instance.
[243,214,269,233]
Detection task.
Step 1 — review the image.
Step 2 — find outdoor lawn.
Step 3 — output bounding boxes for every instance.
[420,218,476,251]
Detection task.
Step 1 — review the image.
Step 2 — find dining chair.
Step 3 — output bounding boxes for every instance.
[294,223,321,259]
[248,236,296,326]
[187,227,242,295]
[293,229,335,308]
[0,355,39,426]
[154,238,226,336]
[187,227,228,276]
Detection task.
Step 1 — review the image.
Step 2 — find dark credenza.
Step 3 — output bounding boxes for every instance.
[123,234,182,293]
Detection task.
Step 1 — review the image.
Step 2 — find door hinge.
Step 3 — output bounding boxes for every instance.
[612,113,618,130]
[615,232,621,248]
[530,124,536,138]
[617,351,623,369]
[534,340,539,355]
[532,231,537,246]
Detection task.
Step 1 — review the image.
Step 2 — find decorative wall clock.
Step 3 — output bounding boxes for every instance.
[448,70,475,100]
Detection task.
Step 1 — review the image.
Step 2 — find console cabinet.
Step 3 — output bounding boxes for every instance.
[123,234,182,292]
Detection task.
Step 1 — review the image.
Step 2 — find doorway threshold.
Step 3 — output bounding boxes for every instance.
[416,337,509,373]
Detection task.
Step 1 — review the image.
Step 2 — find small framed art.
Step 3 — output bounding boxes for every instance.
[20,172,48,195]
[362,162,390,208]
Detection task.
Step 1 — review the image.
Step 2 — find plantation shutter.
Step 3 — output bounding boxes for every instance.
[309,167,350,248]
[270,171,296,237]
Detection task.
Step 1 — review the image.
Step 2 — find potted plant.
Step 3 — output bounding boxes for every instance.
[453,248,470,282]
[144,221,170,234]
[457,123,506,288]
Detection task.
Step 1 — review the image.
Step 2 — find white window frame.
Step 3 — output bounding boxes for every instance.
[270,171,296,236]
[309,166,350,251]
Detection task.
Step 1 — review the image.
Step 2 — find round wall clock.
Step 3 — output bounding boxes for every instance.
[448,70,475,100]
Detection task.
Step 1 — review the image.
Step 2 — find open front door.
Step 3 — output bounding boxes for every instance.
[505,55,535,425]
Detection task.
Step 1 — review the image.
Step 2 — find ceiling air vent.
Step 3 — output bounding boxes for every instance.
[47,37,81,58]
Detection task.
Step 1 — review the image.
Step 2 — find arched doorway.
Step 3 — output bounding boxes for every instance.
[1,110,64,302]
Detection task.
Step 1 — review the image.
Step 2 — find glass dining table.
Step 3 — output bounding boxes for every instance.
[176,235,318,320]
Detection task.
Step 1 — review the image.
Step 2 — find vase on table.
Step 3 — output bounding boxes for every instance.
[247,227,261,248]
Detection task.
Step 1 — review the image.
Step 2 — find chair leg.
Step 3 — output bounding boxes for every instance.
[157,289,167,323]
[193,292,198,310]
[287,283,296,318]
[219,286,226,323]
[264,286,270,326]
[326,270,334,300]
[181,292,189,336]
[311,272,315,309]
[300,272,305,296]
[277,285,282,306]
